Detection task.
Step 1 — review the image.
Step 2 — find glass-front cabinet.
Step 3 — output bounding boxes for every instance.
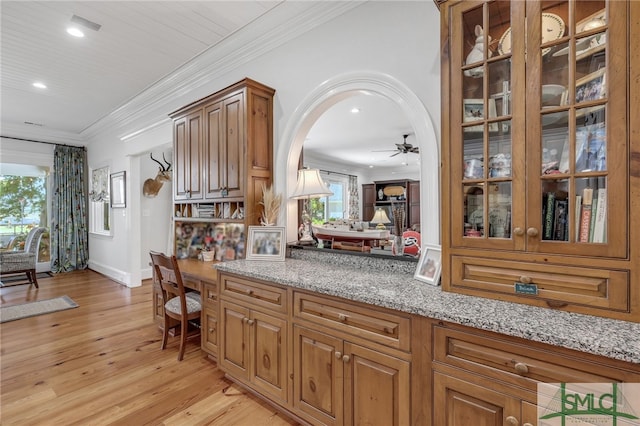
[440,0,637,321]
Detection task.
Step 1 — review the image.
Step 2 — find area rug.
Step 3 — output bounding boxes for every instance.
[0,296,78,323]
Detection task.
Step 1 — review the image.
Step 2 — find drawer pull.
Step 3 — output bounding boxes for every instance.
[519,276,532,284]
[246,289,254,296]
[514,362,529,375]
[523,424,534,426]
[335,351,342,360]
[342,354,351,363]
[338,313,348,322]
[506,416,518,426]
[547,300,569,309]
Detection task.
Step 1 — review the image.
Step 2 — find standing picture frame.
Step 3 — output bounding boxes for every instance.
[414,244,442,286]
[463,99,498,132]
[110,171,126,208]
[246,226,286,261]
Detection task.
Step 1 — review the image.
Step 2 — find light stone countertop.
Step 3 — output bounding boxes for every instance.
[213,249,640,364]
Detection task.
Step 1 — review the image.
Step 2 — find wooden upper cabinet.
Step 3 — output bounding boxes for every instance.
[440,0,639,321]
[173,110,202,201]
[204,93,245,200]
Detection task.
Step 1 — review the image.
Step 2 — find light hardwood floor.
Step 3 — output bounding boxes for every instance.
[0,270,299,426]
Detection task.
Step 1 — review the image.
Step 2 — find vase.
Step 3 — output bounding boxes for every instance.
[392,235,404,256]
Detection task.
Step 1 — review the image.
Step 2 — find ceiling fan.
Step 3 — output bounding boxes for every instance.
[373,134,419,157]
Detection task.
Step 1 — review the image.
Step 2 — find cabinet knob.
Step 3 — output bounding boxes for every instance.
[335,351,342,360]
[506,416,518,426]
[513,227,524,236]
[246,289,254,295]
[338,313,348,322]
[526,227,539,237]
[514,362,529,375]
[209,328,215,334]
[524,423,534,426]
[519,276,532,284]
[342,354,351,363]
[247,319,255,326]
[242,317,249,324]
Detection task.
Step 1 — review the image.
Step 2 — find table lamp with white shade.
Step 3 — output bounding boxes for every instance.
[290,168,333,244]
[370,208,391,230]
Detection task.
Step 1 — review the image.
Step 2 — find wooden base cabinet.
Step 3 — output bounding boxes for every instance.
[292,325,410,426]
[434,372,538,426]
[218,274,288,405]
[431,320,640,426]
[201,278,218,356]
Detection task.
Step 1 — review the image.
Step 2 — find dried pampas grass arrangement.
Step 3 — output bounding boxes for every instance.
[259,184,282,226]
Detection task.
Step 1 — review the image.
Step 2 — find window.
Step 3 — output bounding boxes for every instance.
[310,173,348,224]
[0,163,51,270]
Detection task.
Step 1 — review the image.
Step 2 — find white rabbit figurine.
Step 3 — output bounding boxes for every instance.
[464,25,492,78]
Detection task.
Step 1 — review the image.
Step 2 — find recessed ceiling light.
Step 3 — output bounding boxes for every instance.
[66,27,84,37]
[350,107,360,113]
[32,82,47,89]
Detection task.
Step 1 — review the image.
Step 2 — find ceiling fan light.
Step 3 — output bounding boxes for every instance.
[32,82,47,89]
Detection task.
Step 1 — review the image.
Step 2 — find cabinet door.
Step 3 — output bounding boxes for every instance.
[450,0,525,251]
[362,184,375,222]
[201,307,218,356]
[408,181,420,229]
[219,300,250,380]
[433,371,521,426]
[293,325,343,426]
[449,0,627,258]
[343,342,410,426]
[204,100,223,199]
[527,0,627,258]
[205,93,245,200]
[250,309,287,403]
[173,110,202,201]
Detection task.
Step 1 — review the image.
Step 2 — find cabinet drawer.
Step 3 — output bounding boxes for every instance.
[220,274,287,314]
[182,276,202,293]
[433,324,637,392]
[293,292,410,351]
[202,279,218,307]
[451,256,629,313]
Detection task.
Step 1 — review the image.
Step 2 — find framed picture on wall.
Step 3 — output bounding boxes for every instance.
[110,171,126,208]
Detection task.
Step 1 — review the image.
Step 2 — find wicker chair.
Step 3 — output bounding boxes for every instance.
[0,227,47,288]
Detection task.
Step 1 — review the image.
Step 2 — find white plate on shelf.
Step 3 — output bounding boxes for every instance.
[498,13,565,56]
[542,84,565,105]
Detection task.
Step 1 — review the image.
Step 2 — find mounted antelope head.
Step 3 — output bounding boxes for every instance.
[143,153,172,198]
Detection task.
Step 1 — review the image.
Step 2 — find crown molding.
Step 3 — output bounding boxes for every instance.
[82,1,365,142]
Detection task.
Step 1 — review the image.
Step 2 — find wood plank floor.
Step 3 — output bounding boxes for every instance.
[0,270,299,426]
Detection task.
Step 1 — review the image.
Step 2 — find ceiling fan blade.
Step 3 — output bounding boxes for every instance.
[372,149,398,152]
[390,151,401,157]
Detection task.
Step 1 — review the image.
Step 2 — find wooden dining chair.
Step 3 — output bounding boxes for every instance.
[149,251,202,361]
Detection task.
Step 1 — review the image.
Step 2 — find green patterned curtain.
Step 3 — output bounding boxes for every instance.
[349,174,359,220]
[51,145,89,272]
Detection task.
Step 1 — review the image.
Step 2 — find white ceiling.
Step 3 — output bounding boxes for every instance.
[1,1,419,173]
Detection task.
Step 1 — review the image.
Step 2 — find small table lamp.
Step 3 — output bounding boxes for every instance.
[370,208,391,230]
[290,168,333,244]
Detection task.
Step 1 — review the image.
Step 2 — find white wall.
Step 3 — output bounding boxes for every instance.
[84,1,441,286]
